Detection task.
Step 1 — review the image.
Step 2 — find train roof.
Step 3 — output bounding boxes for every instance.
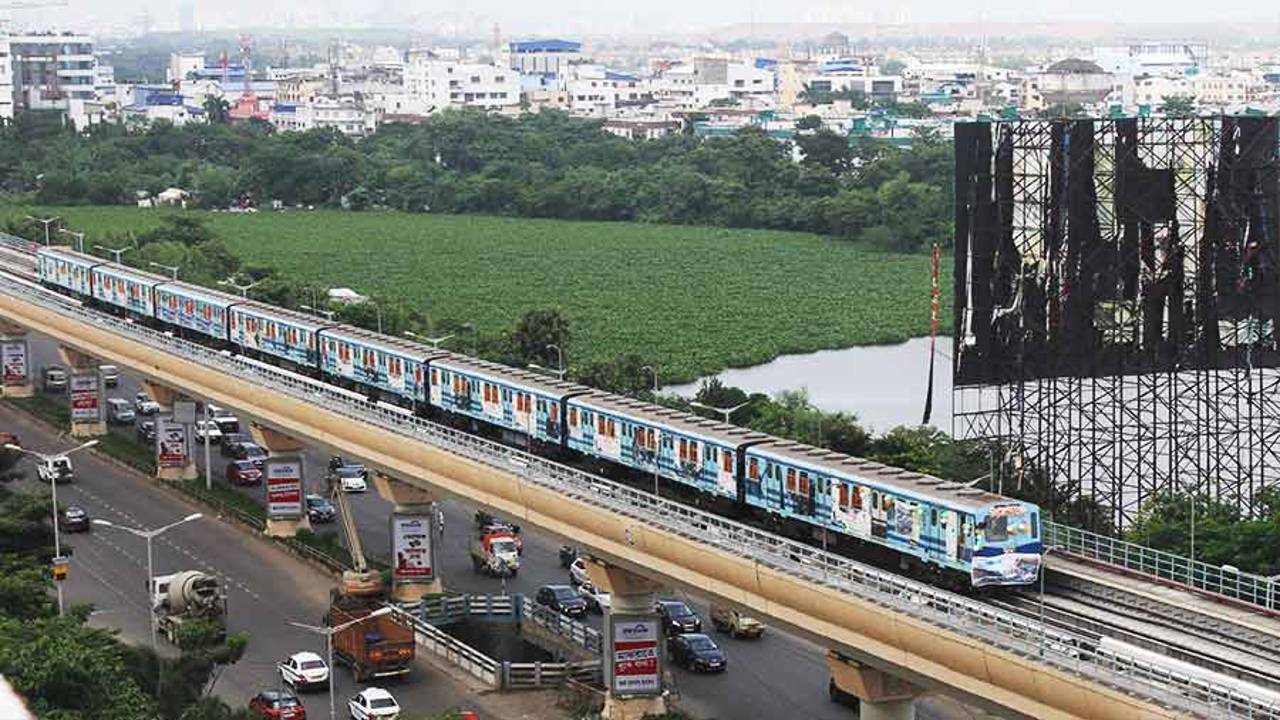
[92,261,169,286]
[231,301,333,330]
[748,440,1010,511]
[320,323,447,359]
[434,354,594,398]
[38,245,102,266]
[573,391,772,447]
[156,281,243,308]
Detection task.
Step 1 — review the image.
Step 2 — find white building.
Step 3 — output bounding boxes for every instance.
[271,96,377,136]
[505,39,581,77]
[1191,71,1255,108]
[4,32,97,113]
[0,39,13,120]
[1093,42,1207,78]
[167,51,205,83]
[404,52,519,112]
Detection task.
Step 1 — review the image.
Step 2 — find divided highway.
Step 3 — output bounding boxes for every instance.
[15,331,975,720]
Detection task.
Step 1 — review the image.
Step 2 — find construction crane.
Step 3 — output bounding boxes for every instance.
[328,465,384,609]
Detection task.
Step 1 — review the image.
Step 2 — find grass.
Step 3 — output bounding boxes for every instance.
[6,205,953,383]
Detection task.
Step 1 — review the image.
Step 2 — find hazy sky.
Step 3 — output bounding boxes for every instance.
[12,0,1278,37]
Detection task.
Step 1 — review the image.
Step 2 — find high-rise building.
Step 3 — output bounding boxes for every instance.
[0,39,14,120]
[4,32,97,113]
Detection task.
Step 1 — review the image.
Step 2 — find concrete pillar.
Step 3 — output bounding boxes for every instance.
[826,650,920,720]
[59,346,106,438]
[373,472,443,602]
[144,382,198,480]
[0,321,33,398]
[249,423,312,538]
[589,561,668,720]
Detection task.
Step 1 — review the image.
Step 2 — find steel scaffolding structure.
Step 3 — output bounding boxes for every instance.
[953,116,1280,529]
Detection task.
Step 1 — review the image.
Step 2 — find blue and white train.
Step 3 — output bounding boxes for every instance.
[36,245,1042,589]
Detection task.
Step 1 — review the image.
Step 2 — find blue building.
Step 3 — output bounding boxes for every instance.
[507,39,581,76]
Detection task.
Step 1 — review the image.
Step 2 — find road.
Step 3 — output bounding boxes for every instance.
[19,332,971,720]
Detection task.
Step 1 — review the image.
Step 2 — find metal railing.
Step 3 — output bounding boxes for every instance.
[2,274,1277,719]
[399,607,501,688]
[418,593,519,625]
[503,660,602,689]
[521,596,604,656]
[1046,521,1280,612]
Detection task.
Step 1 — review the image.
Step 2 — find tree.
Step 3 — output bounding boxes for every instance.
[795,129,853,175]
[202,97,231,125]
[511,308,571,368]
[575,354,656,397]
[1160,94,1196,117]
[794,115,823,131]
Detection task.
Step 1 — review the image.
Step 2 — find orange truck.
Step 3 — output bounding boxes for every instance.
[328,605,415,682]
[469,528,520,577]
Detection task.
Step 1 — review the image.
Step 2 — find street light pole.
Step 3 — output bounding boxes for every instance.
[93,243,133,264]
[404,331,455,349]
[289,606,392,720]
[57,228,85,252]
[5,440,100,617]
[92,513,204,652]
[641,364,659,497]
[547,343,565,378]
[203,403,212,491]
[149,262,180,280]
[25,215,58,245]
[299,305,335,322]
[218,275,262,298]
[689,400,750,425]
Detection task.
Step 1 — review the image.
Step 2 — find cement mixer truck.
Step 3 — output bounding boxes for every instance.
[150,570,227,645]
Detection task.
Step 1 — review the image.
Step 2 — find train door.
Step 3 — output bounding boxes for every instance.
[944,510,959,563]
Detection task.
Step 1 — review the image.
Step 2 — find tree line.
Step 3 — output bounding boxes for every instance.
[0,107,952,253]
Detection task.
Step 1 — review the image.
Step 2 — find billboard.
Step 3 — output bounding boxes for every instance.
[390,513,434,581]
[156,418,189,468]
[608,615,662,697]
[68,373,101,422]
[1,341,27,385]
[265,458,303,519]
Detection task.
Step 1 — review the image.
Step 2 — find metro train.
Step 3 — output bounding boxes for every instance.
[36,245,1043,589]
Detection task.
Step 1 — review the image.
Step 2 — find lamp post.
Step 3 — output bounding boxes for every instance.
[690,400,749,425]
[25,215,58,245]
[300,305,336,322]
[57,228,85,252]
[93,243,133,264]
[92,513,203,652]
[149,262,180,280]
[218,275,262,298]
[5,440,99,616]
[641,364,659,497]
[289,606,393,720]
[404,330,454,349]
[547,343,565,378]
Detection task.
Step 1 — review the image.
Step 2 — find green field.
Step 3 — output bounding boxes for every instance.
[7,206,951,383]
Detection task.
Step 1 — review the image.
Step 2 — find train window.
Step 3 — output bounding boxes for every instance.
[872,492,880,510]
[722,452,732,473]
[931,510,938,526]
[798,473,810,496]
[785,468,797,493]
[569,408,578,426]
[646,429,656,449]
[837,484,849,508]
[985,516,1009,543]
[596,416,606,434]
[1031,513,1039,539]
[607,419,616,437]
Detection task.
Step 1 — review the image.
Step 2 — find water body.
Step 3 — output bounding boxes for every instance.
[666,336,954,434]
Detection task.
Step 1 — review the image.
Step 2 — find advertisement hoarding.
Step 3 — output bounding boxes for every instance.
[390,512,434,581]
[608,614,662,697]
[156,418,189,468]
[69,373,101,422]
[265,458,303,519]
[1,341,27,385]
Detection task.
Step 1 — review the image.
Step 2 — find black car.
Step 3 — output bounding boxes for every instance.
[656,600,702,636]
[62,505,90,533]
[306,494,336,523]
[231,442,269,468]
[535,584,588,618]
[136,420,157,446]
[220,433,251,457]
[667,633,727,673]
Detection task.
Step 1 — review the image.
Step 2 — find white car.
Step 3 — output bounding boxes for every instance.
[193,420,223,444]
[569,557,591,586]
[348,687,400,719]
[277,650,329,691]
[333,465,368,493]
[133,392,161,415]
[577,581,611,614]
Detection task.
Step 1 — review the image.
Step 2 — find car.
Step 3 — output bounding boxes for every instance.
[306,494,336,523]
[331,465,367,493]
[656,600,702,636]
[193,419,223,444]
[248,688,306,719]
[710,603,766,639]
[136,420,157,446]
[106,398,135,425]
[577,581,611,614]
[231,442,268,469]
[62,505,90,533]
[277,651,329,691]
[133,392,161,415]
[535,584,588,618]
[220,433,251,457]
[42,365,67,393]
[347,687,400,720]
[206,405,240,434]
[36,456,74,484]
[226,459,263,486]
[568,556,591,586]
[99,364,119,387]
[667,633,727,673]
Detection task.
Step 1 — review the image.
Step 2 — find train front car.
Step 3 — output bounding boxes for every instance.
[970,500,1042,588]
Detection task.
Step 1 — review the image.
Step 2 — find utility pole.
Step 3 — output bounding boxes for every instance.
[93,243,133,264]
[24,215,58,245]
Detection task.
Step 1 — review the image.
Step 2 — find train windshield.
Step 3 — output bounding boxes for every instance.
[983,505,1035,545]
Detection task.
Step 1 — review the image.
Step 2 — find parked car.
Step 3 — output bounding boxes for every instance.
[667,633,727,673]
[231,442,268,469]
[106,398,135,425]
[42,365,67,393]
[710,603,766,639]
[193,419,223,444]
[220,433,251,457]
[226,460,263,486]
[62,505,90,533]
[535,584,588,618]
[306,495,336,523]
[136,420,157,446]
[331,465,367,493]
[277,651,329,692]
[248,688,306,719]
[577,581,611,614]
[133,392,160,415]
[347,687,400,720]
[568,556,591,586]
[656,600,702,636]
[99,364,119,388]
